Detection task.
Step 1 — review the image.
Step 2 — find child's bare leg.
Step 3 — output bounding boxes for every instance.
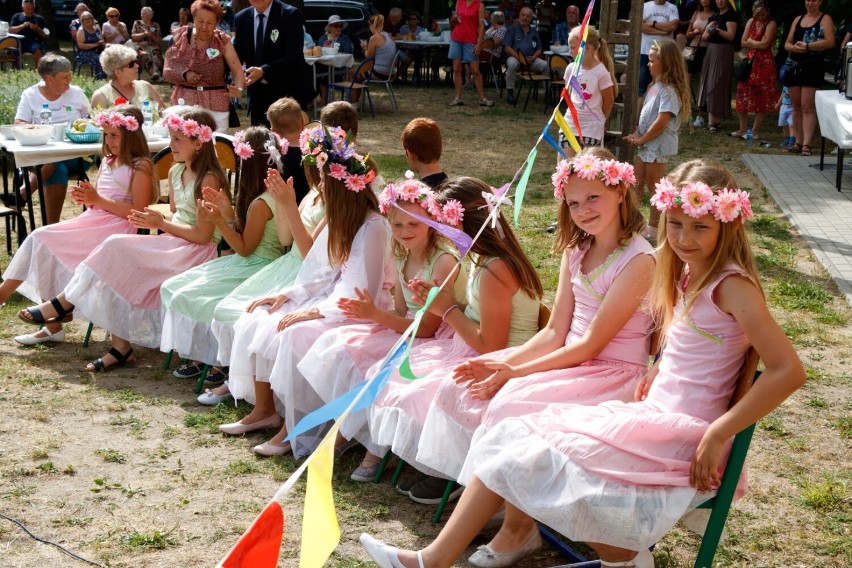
[241,380,279,423]
[485,502,538,552]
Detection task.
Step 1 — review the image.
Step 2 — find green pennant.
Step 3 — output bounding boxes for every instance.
[399,286,441,380]
[513,147,538,226]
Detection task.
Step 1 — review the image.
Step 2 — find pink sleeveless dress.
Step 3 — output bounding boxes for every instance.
[367,255,539,476]
[417,234,654,480]
[298,246,466,456]
[459,266,752,551]
[3,160,136,303]
[64,163,219,347]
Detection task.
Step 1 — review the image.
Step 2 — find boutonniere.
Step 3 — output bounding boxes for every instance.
[270,29,279,43]
[206,47,220,59]
[64,105,72,112]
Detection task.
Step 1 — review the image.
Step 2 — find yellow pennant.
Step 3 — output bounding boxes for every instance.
[299,425,340,568]
[552,109,581,154]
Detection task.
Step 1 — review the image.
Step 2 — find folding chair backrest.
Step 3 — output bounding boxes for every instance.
[350,57,375,86]
[214,133,240,193]
[479,38,495,62]
[550,54,571,79]
[152,146,174,202]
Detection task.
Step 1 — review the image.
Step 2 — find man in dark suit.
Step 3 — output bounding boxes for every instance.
[234,0,315,126]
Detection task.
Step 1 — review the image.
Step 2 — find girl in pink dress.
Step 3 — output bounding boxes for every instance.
[367,177,543,504]
[298,177,467,480]
[5,105,157,346]
[361,159,805,568]
[416,148,654,495]
[218,126,396,459]
[19,109,227,372]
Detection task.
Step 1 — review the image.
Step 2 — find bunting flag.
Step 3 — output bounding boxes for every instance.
[541,129,567,159]
[513,147,538,225]
[391,201,474,258]
[552,108,581,154]
[219,500,285,568]
[398,286,440,379]
[299,425,340,568]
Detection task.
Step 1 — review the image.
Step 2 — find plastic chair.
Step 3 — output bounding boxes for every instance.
[515,52,550,113]
[478,38,504,93]
[363,51,401,113]
[549,53,571,105]
[329,57,375,117]
[543,370,762,568]
[0,37,20,70]
[213,133,240,192]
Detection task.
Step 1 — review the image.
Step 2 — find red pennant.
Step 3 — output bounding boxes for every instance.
[220,501,284,568]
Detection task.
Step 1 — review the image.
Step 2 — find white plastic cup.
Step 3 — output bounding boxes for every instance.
[52,123,65,141]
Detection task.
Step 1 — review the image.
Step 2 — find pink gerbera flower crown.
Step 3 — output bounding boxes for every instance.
[299,125,375,193]
[93,110,139,132]
[552,155,636,199]
[651,179,754,223]
[379,172,437,215]
[232,130,289,167]
[161,113,214,143]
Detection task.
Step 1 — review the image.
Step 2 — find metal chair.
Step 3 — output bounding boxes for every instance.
[363,51,401,113]
[329,57,375,117]
[549,53,572,105]
[515,52,550,113]
[0,37,20,70]
[478,38,504,94]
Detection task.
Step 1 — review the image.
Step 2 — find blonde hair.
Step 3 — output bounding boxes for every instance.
[553,147,645,253]
[568,26,618,97]
[649,159,762,336]
[266,97,304,134]
[648,39,691,119]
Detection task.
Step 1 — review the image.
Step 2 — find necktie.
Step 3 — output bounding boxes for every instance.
[255,13,265,65]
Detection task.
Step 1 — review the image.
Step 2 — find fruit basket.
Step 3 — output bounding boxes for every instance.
[65,121,101,144]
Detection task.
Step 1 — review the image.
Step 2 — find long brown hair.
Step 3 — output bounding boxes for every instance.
[553,147,645,253]
[649,39,692,119]
[649,159,762,335]
[323,173,380,265]
[103,104,158,204]
[234,127,285,232]
[180,108,229,201]
[435,177,543,300]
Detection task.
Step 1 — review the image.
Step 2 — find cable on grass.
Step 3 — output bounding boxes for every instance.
[0,512,105,567]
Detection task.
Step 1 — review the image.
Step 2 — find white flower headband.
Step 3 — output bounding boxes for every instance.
[651,179,754,223]
[162,114,214,143]
[93,111,139,131]
[552,155,636,199]
[379,172,437,215]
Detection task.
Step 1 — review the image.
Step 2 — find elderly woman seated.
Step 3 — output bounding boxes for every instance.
[91,44,166,111]
[102,7,131,45]
[3,54,91,224]
[132,6,164,81]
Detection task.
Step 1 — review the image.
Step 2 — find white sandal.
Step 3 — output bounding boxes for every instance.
[360,533,424,568]
[600,549,654,568]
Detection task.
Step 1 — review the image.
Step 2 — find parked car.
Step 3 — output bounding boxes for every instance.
[303,0,377,54]
[51,0,81,31]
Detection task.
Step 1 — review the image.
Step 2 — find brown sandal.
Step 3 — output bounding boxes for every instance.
[788,143,802,154]
[801,145,812,156]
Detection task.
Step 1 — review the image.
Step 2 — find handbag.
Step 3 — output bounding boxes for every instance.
[779,56,798,85]
[735,57,753,82]
[682,46,696,61]
[228,99,241,128]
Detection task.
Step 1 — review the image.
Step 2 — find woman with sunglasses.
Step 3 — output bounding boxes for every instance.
[91,44,166,111]
[102,7,130,45]
[163,0,246,132]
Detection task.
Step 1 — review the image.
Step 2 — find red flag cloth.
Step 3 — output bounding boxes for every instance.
[561,88,585,140]
[220,500,284,568]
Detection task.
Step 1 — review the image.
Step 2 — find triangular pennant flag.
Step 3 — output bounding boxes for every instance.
[299,428,340,567]
[542,128,567,159]
[513,146,538,225]
[219,500,284,568]
[391,201,473,257]
[552,109,581,154]
[399,286,440,380]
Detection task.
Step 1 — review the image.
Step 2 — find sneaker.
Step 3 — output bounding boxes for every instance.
[480,98,494,107]
[173,363,203,379]
[396,471,429,495]
[448,97,464,106]
[204,367,228,385]
[506,92,517,105]
[408,476,464,505]
[692,115,706,128]
[350,459,381,483]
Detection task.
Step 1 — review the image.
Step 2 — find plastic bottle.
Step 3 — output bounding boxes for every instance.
[804,30,812,44]
[177,98,186,106]
[39,103,52,125]
[745,127,752,148]
[142,100,153,127]
[818,26,824,41]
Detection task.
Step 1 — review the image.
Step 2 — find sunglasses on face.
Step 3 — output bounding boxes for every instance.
[108,14,119,18]
[331,23,344,28]
[125,60,139,68]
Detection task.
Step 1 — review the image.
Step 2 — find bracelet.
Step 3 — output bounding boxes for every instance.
[442,304,459,322]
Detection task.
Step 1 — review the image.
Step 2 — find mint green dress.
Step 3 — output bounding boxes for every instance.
[159,192,287,365]
[211,188,326,366]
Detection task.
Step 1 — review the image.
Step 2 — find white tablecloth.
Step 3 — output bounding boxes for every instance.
[815,90,852,150]
[305,54,355,69]
[0,136,170,168]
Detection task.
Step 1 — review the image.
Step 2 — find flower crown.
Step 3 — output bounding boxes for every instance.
[93,110,139,132]
[552,155,636,199]
[651,179,754,223]
[162,114,214,143]
[299,125,375,192]
[232,130,289,166]
[379,171,436,215]
[431,198,465,226]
